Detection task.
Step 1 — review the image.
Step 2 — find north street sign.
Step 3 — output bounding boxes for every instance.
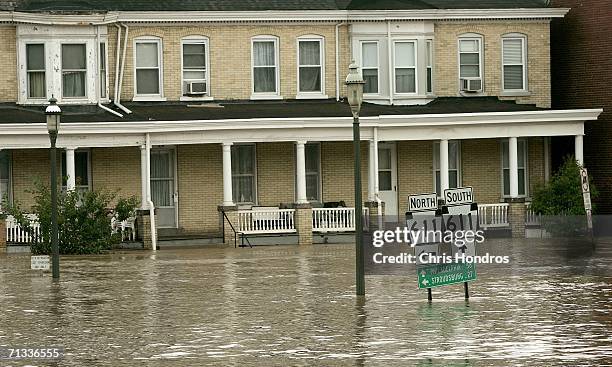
[417,262,477,289]
[408,193,438,212]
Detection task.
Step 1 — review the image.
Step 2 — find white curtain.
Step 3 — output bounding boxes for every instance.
[395,68,415,93]
[151,152,173,207]
[26,44,45,98]
[232,145,255,203]
[136,42,160,95]
[299,41,321,92]
[253,42,276,93]
[63,71,86,97]
[28,72,45,98]
[62,44,86,97]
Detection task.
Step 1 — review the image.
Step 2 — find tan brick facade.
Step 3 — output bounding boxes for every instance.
[434,21,551,108]
[91,147,142,202]
[0,26,17,102]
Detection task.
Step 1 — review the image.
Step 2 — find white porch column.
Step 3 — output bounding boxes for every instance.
[509,137,519,198]
[222,142,234,206]
[65,147,76,191]
[296,140,308,204]
[439,139,449,194]
[140,145,148,209]
[575,134,584,166]
[368,139,376,201]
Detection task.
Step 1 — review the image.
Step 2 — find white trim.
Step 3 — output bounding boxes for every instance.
[60,42,88,99]
[180,36,210,98]
[501,137,529,198]
[133,36,164,100]
[251,35,281,99]
[296,35,326,98]
[425,39,434,95]
[501,34,528,93]
[4,9,570,25]
[392,39,418,96]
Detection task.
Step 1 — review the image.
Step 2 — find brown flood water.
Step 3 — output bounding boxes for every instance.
[0,239,610,366]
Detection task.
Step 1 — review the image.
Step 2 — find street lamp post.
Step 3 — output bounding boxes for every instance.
[345,63,366,297]
[45,97,61,279]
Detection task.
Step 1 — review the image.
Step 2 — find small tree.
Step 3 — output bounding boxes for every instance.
[530,156,597,236]
[3,181,138,255]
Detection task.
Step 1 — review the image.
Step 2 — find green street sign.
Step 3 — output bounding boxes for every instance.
[417,262,477,289]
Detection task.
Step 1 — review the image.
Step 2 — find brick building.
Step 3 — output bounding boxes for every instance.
[550,0,612,213]
[0,0,602,245]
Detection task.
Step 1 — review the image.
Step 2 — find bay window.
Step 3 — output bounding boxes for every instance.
[135,38,162,98]
[26,44,46,99]
[502,36,527,91]
[182,38,209,96]
[252,37,279,96]
[61,44,87,98]
[394,41,417,94]
[298,37,324,95]
[502,139,528,197]
[361,41,379,94]
[232,144,257,204]
[433,141,461,196]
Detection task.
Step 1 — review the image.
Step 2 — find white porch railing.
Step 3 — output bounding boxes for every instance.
[237,208,296,234]
[6,214,40,244]
[478,203,509,229]
[525,203,542,226]
[312,207,369,233]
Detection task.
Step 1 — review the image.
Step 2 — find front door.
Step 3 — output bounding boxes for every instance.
[151,148,177,228]
[378,142,398,219]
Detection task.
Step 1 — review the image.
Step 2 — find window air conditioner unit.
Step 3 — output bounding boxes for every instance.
[460,78,482,93]
[187,81,207,95]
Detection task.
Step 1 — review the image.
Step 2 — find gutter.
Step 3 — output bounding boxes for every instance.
[96,25,123,117]
[387,21,393,105]
[335,22,346,101]
[114,23,131,114]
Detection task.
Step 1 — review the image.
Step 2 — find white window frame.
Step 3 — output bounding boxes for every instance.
[501,35,528,93]
[231,143,258,204]
[251,36,281,100]
[0,150,12,210]
[426,39,434,95]
[60,42,88,99]
[61,149,92,192]
[360,40,380,96]
[433,141,462,196]
[99,41,109,100]
[296,35,327,99]
[458,35,484,93]
[392,40,418,96]
[133,37,165,101]
[25,43,47,101]
[180,36,212,101]
[501,138,529,198]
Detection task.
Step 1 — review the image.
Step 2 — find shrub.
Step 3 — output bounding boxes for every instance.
[530,156,597,236]
[2,181,139,255]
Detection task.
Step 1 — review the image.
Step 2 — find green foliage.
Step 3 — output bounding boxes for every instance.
[530,156,597,237]
[115,196,140,222]
[2,181,139,255]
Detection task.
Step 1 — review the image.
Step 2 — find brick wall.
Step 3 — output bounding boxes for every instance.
[11,149,54,209]
[320,141,369,206]
[0,26,17,102]
[397,141,433,215]
[550,0,612,213]
[434,21,551,108]
[462,139,502,204]
[256,142,295,206]
[111,24,347,101]
[91,147,142,202]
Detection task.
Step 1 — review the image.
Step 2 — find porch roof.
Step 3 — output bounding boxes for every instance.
[0,97,547,124]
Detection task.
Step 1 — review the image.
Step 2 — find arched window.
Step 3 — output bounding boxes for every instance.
[458,33,483,92]
[297,35,325,96]
[502,33,527,92]
[251,35,280,97]
[181,36,210,98]
[134,36,163,99]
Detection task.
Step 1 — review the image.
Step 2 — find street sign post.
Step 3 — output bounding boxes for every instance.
[417,262,477,289]
[31,255,50,271]
[580,167,594,242]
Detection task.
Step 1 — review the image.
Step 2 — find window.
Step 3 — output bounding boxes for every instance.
[378,148,392,191]
[459,37,482,88]
[426,40,433,94]
[252,37,279,95]
[99,42,107,99]
[232,144,256,203]
[433,141,461,196]
[502,139,528,197]
[394,41,417,94]
[361,41,379,94]
[61,44,87,98]
[502,36,527,91]
[304,143,321,202]
[298,38,323,94]
[0,151,11,208]
[61,150,91,191]
[182,38,208,96]
[26,44,46,99]
[135,39,162,97]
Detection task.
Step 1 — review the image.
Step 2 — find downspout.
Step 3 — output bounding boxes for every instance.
[113,24,121,107]
[335,22,346,101]
[373,127,383,226]
[145,133,157,251]
[96,25,123,117]
[114,23,132,114]
[387,20,394,105]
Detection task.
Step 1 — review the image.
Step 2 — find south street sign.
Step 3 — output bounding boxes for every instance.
[417,262,477,289]
[444,187,473,206]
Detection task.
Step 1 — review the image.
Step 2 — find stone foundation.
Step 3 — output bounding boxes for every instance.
[365,201,385,231]
[137,209,157,250]
[0,218,6,253]
[294,203,313,245]
[508,199,526,238]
